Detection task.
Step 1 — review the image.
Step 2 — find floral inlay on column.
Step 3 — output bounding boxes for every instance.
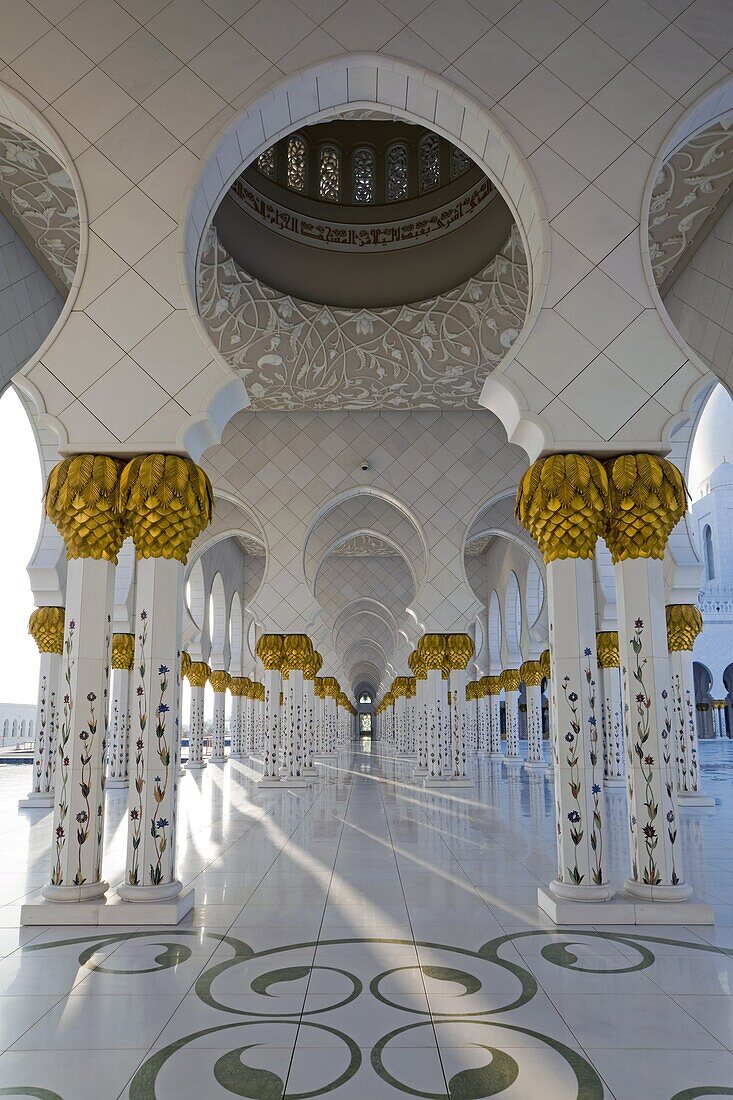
[515,453,614,902]
[605,454,692,901]
[42,455,125,903]
[118,454,213,903]
[24,606,64,806]
[666,604,707,802]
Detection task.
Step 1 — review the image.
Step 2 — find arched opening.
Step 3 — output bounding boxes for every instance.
[704,525,715,581]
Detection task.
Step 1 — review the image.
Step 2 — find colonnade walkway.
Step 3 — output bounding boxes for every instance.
[0,741,731,1098]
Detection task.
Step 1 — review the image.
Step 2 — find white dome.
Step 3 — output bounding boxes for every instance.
[689,384,733,498]
[709,461,733,490]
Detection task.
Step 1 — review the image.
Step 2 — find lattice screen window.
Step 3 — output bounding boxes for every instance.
[319,144,341,201]
[419,133,440,193]
[353,146,375,203]
[386,142,409,201]
[286,136,307,192]
[257,145,276,180]
[450,145,471,180]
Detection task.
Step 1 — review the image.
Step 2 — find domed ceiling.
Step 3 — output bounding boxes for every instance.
[198,118,528,411]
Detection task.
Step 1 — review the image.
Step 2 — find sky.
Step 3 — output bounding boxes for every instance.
[0,388,42,705]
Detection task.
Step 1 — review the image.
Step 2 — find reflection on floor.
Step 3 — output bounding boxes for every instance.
[0,741,732,1099]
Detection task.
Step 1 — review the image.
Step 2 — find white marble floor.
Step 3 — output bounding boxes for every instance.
[0,739,732,1099]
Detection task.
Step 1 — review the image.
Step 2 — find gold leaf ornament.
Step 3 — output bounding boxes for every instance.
[111,632,135,670]
[119,454,213,563]
[520,660,543,687]
[596,631,620,669]
[605,453,688,562]
[28,606,65,654]
[209,670,231,693]
[418,633,447,671]
[45,455,126,562]
[256,634,285,671]
[186,661,210,688]
[539,650,551,680]
[445,633,474,671]
[515,453,609,562]
[666,604,703,652]
[501,668,521,692]
[282,634,313,674]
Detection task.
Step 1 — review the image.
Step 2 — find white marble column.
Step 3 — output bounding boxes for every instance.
[606,454,691,902]
[303,663,317,774]
[280,634,311,786]
[21,606,64,809]
[515,453,615,914]
[26,455,126,923]
[488,677,503,757]
[115,453,212,920]
[414,663,428,776]
[446,634,473,785]
[186,664,209,771]
[521,660,545,771]
[107,633,134,789]
[257,635,284,786]
[666,605,715,808]
[596,632,625,789]
[228,678,246,758]
[209,671,230,763]
[501,669,522,766]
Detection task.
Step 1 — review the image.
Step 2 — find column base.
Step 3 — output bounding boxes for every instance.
[105,776,129,789]
[186,760,207,771]
[18,791,54,809]
[258,775,283,788]
[603,776,626,789]
[503,756,524,769]
[249,752,264,763]
[301,765,318,776]
[623,878,694,902]
[22,886,194,926]
[488,751,504,759]
[423,776,453,788]
[209,755,226,764]
[413,765,429,777]
[396,751,416,759]
[538,884,713,925]
[523,760,547,772]
[313,753,339,763]
[678,791,717,810]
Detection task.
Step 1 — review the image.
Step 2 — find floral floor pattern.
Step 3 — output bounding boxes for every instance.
[0,741,731,1098]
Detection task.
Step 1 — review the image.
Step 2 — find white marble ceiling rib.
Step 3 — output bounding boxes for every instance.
[304,493,428,591]
[197,224,528,409]
[1,1,728,459]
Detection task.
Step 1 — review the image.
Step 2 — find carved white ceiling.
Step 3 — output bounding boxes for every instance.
[650,120,733,291]
[198,224,528,410]
[332,534,400,556]
[0,123,79,292]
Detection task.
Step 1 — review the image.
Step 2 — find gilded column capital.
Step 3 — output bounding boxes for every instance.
[501,668,521,692]
[256,634,285,671]
[515,453,609,562]
[605,453,687,562]
[322,676,340,699]
[282,634,313,674]
[418,632,446,671]
[252,681,264,701]
[477,675,490,698]
[229,676,251,697]
[596,631,620,668]
[111,632,135,670]
[539,649,550,681]
[408,650,427,679]
[119,454,213,563]
[444,633,474,671]
[187,661,210,688]
[466,681,477,701]
[304,648,322,680]
[209,669,231,693]
[392,676,410,698]
[520,660,543,687]
[487,675,503,696]
[666,604,703,652]
[45,455,126,563]
[28,606,64,654]
[181,651,191,681]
